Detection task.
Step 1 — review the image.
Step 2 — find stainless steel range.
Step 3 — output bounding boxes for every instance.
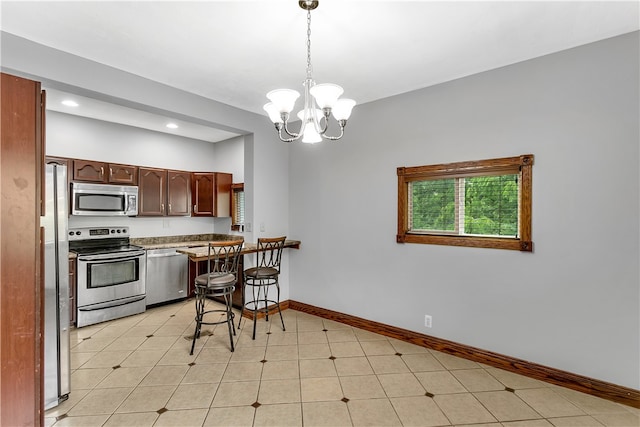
[69,226,146,327]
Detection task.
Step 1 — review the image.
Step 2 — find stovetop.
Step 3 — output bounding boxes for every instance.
[68,226,143,255]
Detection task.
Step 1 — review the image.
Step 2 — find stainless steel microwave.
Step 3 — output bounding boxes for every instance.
[71,183,138,216]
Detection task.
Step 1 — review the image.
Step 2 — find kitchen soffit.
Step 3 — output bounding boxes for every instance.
[45,88,241,144]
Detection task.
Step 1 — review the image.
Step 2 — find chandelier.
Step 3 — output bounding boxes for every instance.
[263,0,356,143]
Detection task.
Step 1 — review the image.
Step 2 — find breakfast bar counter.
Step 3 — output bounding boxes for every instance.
[174,239,301,261]
[174,239,300,307]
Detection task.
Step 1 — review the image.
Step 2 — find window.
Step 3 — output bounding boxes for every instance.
[397,154,533,251]
[231,183,245,231]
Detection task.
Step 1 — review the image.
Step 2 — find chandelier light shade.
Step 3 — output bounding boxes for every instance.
[264,0,356,143]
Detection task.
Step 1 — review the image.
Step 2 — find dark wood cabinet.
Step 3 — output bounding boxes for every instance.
[138,167,166,216]
[1,72,44,426]
[69,257,76,326]
[192,172,232,217]
[73,160,138,185]
[73,159,107,182]
[167,170,191,216]
[108,163,138,185]
[192,173,214,216]
[139,168,191,216]
[216,172,232,217]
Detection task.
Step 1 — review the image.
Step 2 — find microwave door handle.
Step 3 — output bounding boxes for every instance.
[124,194,129,213]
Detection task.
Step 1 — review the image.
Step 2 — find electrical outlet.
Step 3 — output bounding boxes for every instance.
[424,315,432,328]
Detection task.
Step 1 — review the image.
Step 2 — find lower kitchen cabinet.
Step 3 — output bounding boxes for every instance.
[69,256,76,326]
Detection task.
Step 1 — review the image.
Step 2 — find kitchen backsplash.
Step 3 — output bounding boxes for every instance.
[67,215,238,238]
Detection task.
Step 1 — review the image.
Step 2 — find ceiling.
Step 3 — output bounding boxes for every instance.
[2,1,638,142]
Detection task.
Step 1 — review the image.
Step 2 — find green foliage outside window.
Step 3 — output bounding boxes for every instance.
[411,179,455,231]
[410,174,518,237]
[465,175,518,236]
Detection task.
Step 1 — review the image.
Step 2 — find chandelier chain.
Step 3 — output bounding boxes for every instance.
[306,8,313,79]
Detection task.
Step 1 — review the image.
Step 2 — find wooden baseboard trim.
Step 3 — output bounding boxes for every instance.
[288,300,639,409]
[240,300,290,320]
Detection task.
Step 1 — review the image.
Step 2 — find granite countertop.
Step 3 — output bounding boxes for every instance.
[175,239,301,261]
[130,234,241,250]
[130,234,301,258]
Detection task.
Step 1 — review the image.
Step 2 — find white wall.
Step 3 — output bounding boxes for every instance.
[289,32,639,389]
[212,135,244,183]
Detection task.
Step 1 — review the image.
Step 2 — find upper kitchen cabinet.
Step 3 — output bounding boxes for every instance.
[108,163,138,185]
[73,159,105,182]
[73,160,138,185]
[167,171,191,216]
[138,167,191,216]
[191,172,232,217]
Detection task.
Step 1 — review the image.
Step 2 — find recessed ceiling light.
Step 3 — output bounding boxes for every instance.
[166,123,179,129]
[61,99,79,107]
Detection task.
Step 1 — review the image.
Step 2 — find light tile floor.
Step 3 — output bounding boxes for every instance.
[46,300,639,426]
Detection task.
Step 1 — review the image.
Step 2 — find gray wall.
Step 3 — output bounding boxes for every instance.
[289,32,639,389]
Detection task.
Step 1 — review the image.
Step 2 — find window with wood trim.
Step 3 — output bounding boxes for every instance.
[397,154,533,251]
[231,183,245,231]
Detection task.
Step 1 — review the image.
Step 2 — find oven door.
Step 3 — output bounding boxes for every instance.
[76,250,146,327]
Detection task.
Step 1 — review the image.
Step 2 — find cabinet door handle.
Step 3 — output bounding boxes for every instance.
[101,166,104,176]
[193,205,197,214]
[161,203,164,212]
[168,204,172,212]
[110,167,113,176]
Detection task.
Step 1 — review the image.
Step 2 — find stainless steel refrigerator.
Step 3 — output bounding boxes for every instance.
[42,162,70,409]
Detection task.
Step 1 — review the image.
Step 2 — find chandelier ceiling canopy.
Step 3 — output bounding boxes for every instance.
[264,0,356,143]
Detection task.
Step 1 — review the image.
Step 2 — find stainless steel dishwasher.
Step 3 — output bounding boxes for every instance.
[145,248,188,306]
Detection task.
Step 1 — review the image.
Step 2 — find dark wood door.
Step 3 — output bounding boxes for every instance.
[167,170,191,216]
[215,172,232,217]
[138,167,166,216]
[191,172,214,216]
[108,163,138,185]
[1,72,43,426]
[73,159,107,182]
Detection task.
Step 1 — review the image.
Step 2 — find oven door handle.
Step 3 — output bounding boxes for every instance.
[78,251,146,262]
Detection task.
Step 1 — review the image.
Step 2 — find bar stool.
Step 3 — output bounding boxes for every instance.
[190,239,244,354]
[239,236,287,339]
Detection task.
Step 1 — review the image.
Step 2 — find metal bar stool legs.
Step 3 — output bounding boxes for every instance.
[190,282,237,355]
[239,236,287,340]
[189,239,243,355]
